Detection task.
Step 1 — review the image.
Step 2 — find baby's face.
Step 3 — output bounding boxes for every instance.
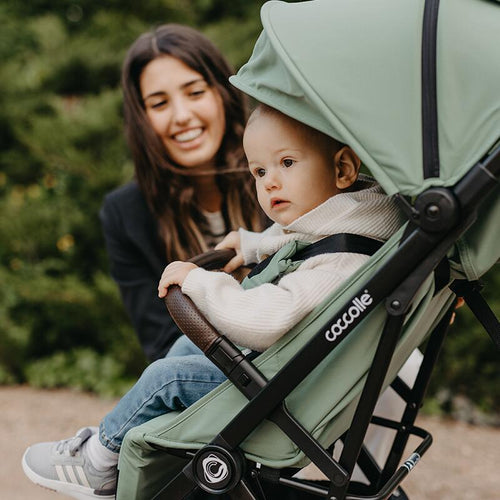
[243,111,339,226]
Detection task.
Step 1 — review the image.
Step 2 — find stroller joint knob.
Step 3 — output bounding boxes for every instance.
[390,300,402,311]
[414,188,459,232]
[425,204,440,218]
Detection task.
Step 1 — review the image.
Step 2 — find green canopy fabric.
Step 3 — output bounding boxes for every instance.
[230,0,500,196]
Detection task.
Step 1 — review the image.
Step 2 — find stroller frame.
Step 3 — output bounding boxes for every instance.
[148,142,499,500]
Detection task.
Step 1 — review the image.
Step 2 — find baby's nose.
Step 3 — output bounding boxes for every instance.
[264,171,281,190]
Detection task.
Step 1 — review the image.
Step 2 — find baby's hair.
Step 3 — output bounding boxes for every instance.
[248,104,343,155]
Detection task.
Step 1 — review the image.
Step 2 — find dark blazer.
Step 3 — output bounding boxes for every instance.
[99,182,180,361]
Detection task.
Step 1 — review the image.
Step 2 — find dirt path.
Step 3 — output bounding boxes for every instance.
[2,386,499,499]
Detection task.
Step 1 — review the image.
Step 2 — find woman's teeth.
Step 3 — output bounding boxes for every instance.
[173,128,203,142]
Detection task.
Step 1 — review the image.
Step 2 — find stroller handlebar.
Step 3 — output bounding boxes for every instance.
[164,249,236,353]
[164,286,220,353]
[188,248,236,270]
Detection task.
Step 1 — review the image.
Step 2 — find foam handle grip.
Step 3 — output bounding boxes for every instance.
[188,248,236,269]
[164,249,236,353]
[165,286,221,353]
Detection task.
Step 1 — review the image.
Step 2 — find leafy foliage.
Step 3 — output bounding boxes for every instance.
[0,0,267,396]
[0,1,498,416]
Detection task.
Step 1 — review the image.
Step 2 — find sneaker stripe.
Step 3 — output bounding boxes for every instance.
[55,464,66,482]
[65,465,79,485]
[62,465,73,483]
[75,465,91,488]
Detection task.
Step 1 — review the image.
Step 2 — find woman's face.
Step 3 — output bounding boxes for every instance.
[140,55,226,170]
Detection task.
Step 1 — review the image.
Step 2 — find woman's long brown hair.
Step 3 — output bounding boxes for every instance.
[122,24,263,261]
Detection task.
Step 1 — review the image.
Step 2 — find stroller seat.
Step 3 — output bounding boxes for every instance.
[116,0,500,498]
[117,231,456,498]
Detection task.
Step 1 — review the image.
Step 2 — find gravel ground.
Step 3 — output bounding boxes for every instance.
[3,386,499,500]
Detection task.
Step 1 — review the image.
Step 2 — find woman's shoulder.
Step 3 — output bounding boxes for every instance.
[103,181,146,210]
[100,181,154,229]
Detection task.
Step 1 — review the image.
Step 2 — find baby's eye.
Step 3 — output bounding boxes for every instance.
[282,158,295,168]
[255,168,266,178]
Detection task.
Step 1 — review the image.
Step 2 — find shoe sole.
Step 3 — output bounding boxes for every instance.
[22,449,115,500]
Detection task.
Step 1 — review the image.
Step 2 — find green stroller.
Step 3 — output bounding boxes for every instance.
[116,0,500,498]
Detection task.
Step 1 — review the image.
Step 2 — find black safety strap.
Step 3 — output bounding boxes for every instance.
[433,257,450,294]
[247,233,384,279]
[450,280,500,351]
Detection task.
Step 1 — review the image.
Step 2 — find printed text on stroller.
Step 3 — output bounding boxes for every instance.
[324,291,373,342]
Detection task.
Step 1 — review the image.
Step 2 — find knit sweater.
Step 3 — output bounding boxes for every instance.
[182,177,403,351]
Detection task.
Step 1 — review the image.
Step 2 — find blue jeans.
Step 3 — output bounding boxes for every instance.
[99,336,226,452]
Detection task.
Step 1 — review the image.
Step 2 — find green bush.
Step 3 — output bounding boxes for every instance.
[0,1,498,414]
[25,348,135,397]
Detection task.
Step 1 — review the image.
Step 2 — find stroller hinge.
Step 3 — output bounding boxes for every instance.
[394,187,460,233]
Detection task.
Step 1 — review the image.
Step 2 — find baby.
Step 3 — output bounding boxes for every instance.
[22,104,402,499]
[158,104,400,350]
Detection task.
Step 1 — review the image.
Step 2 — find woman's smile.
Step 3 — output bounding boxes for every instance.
[172,127,204,144]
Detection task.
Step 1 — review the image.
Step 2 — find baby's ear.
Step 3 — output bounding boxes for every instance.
[334,146,361,190]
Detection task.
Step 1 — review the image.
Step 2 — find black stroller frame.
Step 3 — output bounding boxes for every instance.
[150,139,499,500]
[148,3,500,497]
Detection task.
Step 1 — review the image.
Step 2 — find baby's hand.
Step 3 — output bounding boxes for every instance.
[158,261,198,298]
[215,231,244,273]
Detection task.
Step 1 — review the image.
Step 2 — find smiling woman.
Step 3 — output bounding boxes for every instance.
[140,56,226,172]
[99,24,265,361]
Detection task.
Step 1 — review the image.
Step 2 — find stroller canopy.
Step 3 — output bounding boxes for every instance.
[230,0,500,197]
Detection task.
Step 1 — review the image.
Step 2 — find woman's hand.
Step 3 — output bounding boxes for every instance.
[158,261,198,298]
[215,231,244,273]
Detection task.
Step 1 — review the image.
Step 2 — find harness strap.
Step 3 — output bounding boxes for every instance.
[247,233,384,280]
[433,257,450,294]
[450,280,500,351]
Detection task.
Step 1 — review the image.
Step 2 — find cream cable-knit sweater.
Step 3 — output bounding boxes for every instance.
[182,177,403,351]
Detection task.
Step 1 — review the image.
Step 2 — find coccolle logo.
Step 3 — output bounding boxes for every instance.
[202,454,229,484]
[324,290,373,342]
